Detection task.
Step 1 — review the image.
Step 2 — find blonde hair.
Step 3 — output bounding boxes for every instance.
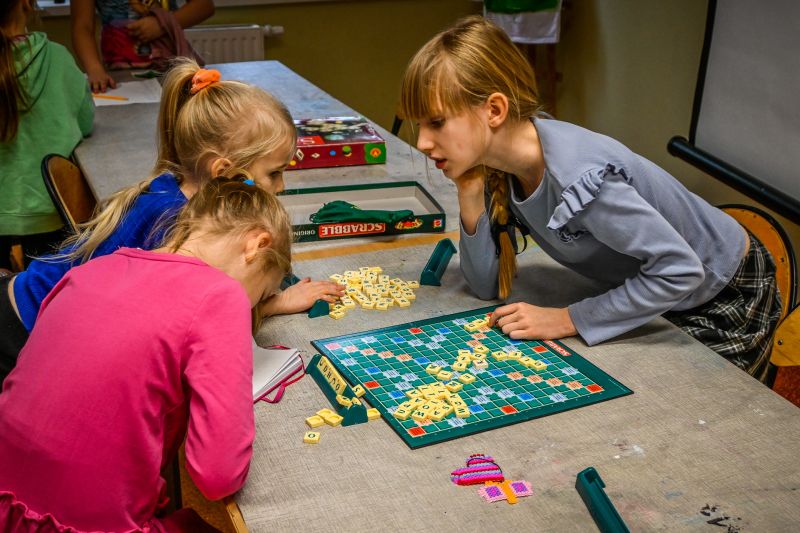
[165,176,292,332]
[164,176,292,274]
[399,15,543,299]
[58,58,296,264]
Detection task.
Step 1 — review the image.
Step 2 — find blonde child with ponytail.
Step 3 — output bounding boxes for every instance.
[399,16,781,381]
[0,177,291,531]
[0,58,343,382]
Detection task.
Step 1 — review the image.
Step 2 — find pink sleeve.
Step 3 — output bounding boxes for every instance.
[182,280,255,501]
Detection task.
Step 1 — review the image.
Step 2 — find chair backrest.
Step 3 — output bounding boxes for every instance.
[721,205,798,372]
[720,204,796,321]
[41,154,97,235]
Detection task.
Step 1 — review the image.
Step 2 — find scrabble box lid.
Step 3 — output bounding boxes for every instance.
[289,117,386,170]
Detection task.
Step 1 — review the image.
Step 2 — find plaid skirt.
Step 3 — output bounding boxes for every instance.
[665,232,782,382]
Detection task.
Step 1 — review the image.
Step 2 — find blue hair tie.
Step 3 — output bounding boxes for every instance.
[243,179,255,186]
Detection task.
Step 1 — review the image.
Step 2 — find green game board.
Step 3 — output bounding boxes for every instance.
[311,306,632,448]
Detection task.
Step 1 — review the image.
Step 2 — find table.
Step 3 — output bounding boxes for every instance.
[238,239,800,532]
[74,61,800,531]
[73,61,461,237]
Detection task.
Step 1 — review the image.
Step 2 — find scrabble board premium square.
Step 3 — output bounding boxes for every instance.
[311,306,632,448]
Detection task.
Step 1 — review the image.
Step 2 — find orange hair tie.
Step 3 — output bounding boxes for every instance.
[190,68,221,94]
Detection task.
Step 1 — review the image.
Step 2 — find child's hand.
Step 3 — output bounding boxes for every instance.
[87,67,117,93]
[127,16,164,42]
[489,302,577,340]
[260,278,345,316]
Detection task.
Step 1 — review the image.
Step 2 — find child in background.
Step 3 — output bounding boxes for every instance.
[399,16,781,380]
[0,59,343,382]
[71,0,214,92]
[0,0,94,271]
[0,177,290,531]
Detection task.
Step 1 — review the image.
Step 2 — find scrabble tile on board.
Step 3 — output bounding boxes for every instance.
[411,410,428,423]
[445,380,463,393]
[459,373,477,384]
[352,384,366,397]
[436,370,453,381]
[393,407,413,421]
[426,364,442,375]
[491,350,508,361]
[303,431,321,444]
[474,359,489,370]
[452,361,467,372]
[531,360,548,371]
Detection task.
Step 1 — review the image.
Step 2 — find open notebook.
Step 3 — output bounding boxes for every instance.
[252,339,305,403]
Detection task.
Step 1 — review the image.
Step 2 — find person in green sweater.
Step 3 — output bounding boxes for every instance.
[0,0,94,272]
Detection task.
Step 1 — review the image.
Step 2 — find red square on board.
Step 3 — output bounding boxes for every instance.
[409,328,423,334]
[408,427,426,437]
[586,384,604,393]
[364,381,381,389]
[500,405,518,414]
[533,346,548,353]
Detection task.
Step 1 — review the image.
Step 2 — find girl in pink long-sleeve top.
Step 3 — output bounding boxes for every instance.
[0,177,292,532]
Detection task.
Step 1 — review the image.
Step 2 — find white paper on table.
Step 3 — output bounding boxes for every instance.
[92,78,162,106]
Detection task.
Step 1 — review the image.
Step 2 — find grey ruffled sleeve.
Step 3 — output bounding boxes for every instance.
[459,212,500,300]
[558,168,706,345]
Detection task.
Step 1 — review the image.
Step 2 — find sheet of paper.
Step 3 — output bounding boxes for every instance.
[252,340,302,400]
[92,78,162,106]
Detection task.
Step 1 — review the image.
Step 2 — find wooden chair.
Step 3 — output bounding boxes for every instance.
[720,205,800,396]
[40,154,97,234]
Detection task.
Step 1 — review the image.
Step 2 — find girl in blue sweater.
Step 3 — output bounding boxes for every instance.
[398,16,780,380]
[0,59,343,381]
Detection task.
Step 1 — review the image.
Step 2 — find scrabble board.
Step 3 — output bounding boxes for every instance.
[311,306,632,448]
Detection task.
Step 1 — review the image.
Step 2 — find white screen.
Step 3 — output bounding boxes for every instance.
[695,0,800,202]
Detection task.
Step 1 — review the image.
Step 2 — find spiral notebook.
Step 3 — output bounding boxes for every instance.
[252,340,306,403]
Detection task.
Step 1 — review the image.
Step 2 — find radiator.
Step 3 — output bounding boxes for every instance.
[185,24,282,63]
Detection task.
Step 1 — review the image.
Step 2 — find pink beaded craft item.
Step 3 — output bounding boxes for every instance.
[450,454,505,486]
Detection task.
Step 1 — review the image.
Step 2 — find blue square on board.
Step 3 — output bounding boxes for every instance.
[549,393,567,403]
[518,393,535,401]
[489,369,505,377]
[562,366,579,376]
[437,328,452,335]
[366,367,381,375]
[389,390,406,400]
[470,404,486,413]
[392,337,405,344]
[414,357,430,365]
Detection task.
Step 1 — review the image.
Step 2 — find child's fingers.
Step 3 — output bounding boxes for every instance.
[490,303,517,326]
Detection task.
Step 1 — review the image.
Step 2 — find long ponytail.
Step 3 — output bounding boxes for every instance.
[486,168,516,299]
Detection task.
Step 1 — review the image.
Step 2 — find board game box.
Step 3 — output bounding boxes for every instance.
[311,306,632,448]
[278,182,445,243]
[288,117,386,170]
